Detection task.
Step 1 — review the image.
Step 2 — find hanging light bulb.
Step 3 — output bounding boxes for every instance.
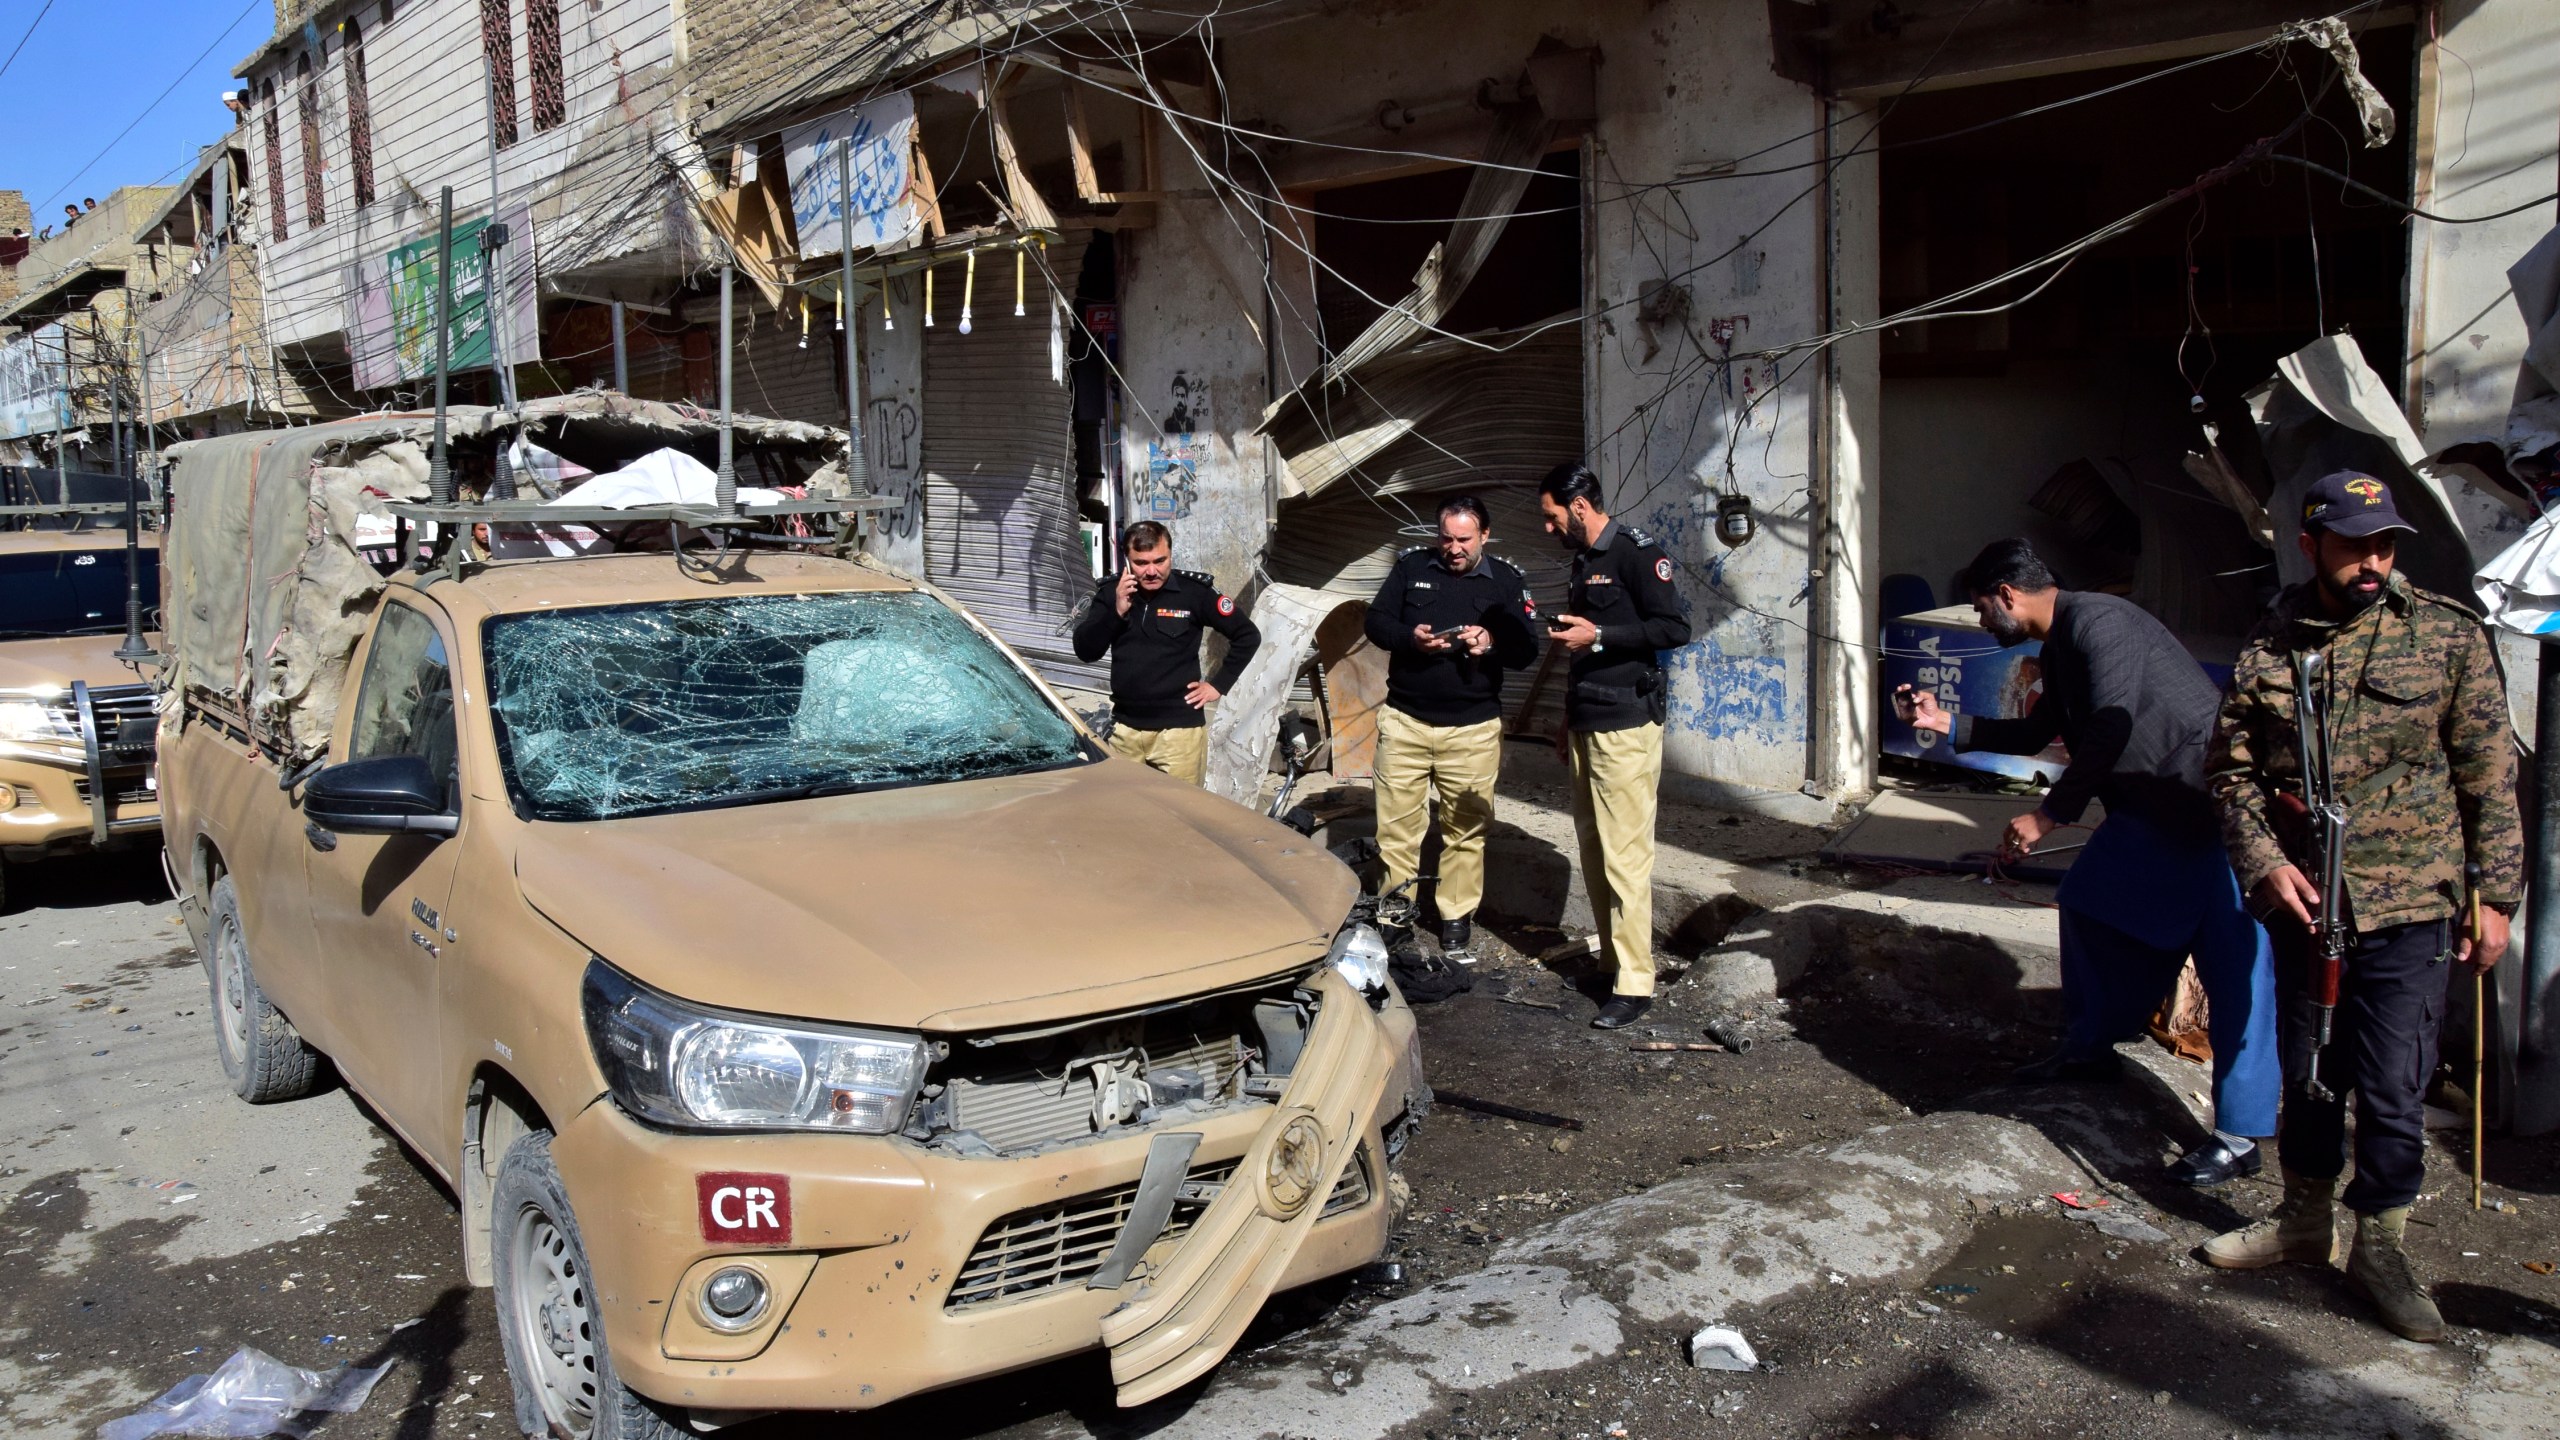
[798,295,810,349]
[925,266,935,328]
[882,280,894,331]
[959,250,976,335]
[834,284,844,333]
[1013,246,1027,317]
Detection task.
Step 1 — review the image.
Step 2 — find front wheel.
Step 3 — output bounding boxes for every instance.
[490,1131,688,1440]
[205,877,326,1103]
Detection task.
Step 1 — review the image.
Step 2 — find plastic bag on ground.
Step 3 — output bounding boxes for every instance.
[99,1347,393,1440]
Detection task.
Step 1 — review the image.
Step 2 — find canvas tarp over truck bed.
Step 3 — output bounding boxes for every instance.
[159,391,845,764]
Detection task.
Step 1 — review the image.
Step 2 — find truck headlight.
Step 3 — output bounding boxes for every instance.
[1326,920,1391,996]
[0,699,63,743]
[581,959,928,1133]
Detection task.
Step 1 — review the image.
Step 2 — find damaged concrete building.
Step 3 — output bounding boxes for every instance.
[663,0,2556,812]
[231,0,720,416]
[203,0,2560,812]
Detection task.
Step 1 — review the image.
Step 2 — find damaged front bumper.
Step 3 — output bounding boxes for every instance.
[554,968,1424,1414]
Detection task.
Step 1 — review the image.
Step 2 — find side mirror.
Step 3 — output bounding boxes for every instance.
[304,755,458,837]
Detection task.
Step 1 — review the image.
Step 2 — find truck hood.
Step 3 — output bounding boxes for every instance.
[517,760,1359,1032]
[0,635,155,693]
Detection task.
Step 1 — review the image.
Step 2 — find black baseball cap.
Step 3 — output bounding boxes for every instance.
[2301,470,2417,538]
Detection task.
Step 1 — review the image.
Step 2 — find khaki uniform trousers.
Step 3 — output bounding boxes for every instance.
[1373,707,1503,922]
[1568,722,1664,998]
[1108,723,1208,786]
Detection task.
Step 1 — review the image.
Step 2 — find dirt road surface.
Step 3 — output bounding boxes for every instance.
[6,847,2556,1440]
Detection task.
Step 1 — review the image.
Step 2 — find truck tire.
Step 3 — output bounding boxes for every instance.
[205,876,326,1103]
[491,1131,689,1440]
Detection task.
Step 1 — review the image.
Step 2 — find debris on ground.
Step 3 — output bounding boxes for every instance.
[100,1347,393,1440]
[1435,1089,1585,1130]
[2066,1207,2172,1244]
[2051,1190,2109,1210]
[1702,1016,1754,1054]
[1630,1042,1725,1052]
[2526,1260,2556,1276]
[1688,1325,1760,1371]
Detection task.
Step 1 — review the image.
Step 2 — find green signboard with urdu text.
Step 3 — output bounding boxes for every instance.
[387,215,497,379]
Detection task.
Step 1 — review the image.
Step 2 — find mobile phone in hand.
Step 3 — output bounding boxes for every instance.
[1431,625,1469,639]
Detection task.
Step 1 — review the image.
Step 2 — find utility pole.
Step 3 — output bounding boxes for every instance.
[610,299,629,394]
[716,262,736,515]
[428,188,456,509]
[115,304,152,665]
[479,33,518,500]
[837,136,866,492]
[2525,658,2560,1134]
[53,325,68,504]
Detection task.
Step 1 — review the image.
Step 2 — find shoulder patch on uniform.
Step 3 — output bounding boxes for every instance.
[1622,527,1657,549]
[2406,584,2486,624]
[1176,569,1217,586]
[1654,556,1675,582]
[1217,594,1236,616]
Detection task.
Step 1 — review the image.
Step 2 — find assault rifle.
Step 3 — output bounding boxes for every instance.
[2291,649,2348,1102]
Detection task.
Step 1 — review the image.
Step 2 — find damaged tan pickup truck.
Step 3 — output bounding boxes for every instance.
[157,395,1427,1438]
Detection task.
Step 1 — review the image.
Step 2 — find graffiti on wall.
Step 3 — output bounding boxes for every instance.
[1136,370,1209,521]
[865,397,922,540]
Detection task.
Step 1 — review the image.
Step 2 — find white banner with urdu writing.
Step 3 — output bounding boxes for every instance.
[782,92,922,261]
[0,322,71,439]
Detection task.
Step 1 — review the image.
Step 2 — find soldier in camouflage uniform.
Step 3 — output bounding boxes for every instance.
[2201,471,2521,1343]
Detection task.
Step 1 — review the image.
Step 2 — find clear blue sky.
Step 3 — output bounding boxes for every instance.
[0,0,271,220]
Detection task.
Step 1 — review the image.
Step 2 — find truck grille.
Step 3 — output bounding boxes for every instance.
[37,684,157,758]
[943,1031,1249,1153]
[73,773,157,809]
[945,1149,1374,1313]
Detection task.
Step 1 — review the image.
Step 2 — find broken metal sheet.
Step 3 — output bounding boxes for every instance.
[1204,584,1352,806]
[1260,99,1558,461]
[2504,225,2560,473]
[1263,322,1580,608]
[2246,334,2478,598]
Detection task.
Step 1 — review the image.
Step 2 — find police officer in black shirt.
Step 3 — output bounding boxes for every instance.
[1071,520,1261,786]
[1364,495,1541,956]
[1541,463,1692,1028]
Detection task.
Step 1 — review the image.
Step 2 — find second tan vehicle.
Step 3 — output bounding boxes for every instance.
[157,402,1427,1438]
[0,526,161,905]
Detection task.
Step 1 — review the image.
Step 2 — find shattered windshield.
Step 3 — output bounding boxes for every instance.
[483,590,1089,821]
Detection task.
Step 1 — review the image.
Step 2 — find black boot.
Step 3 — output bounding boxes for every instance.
[1592,994,1652,1029]
[1439,917,1473,960]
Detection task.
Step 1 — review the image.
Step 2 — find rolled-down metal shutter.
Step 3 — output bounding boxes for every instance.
[921,237,1103,688]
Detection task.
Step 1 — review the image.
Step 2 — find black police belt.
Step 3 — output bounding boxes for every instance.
[1571,668,1662,707]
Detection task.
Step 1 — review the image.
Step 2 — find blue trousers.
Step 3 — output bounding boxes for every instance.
[2052,813,2282,1138]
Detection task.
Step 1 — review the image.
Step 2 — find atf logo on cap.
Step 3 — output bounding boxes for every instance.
[2301,470,2418,539]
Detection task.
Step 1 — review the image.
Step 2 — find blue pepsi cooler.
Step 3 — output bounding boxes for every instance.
[1880,605,2068,784]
